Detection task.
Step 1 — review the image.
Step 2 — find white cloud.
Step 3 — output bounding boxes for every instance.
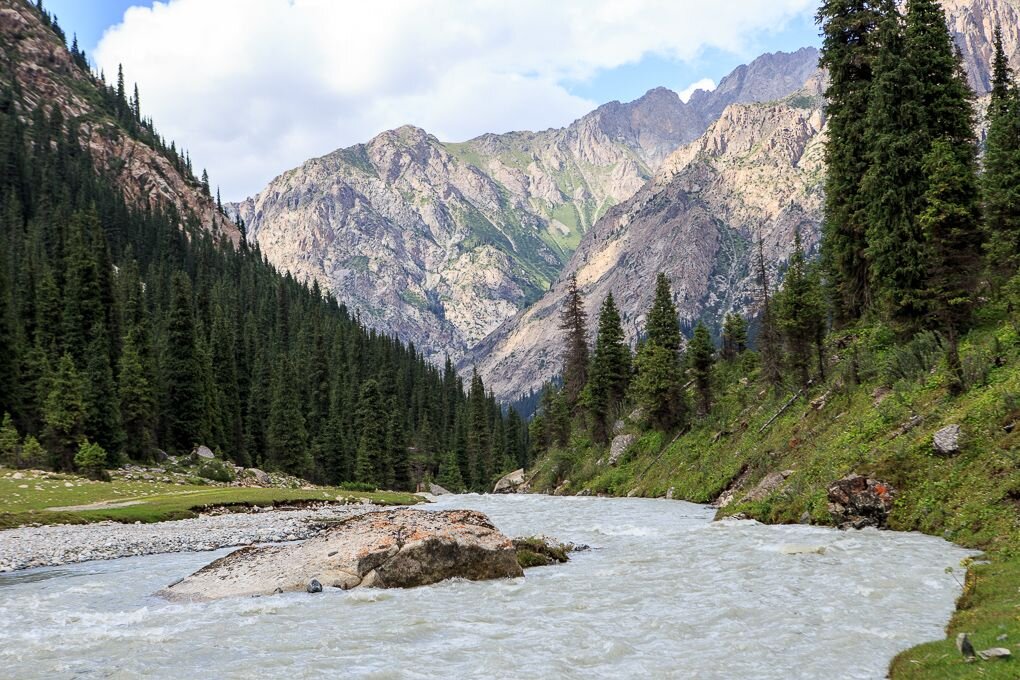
[95,0,816,199]
[678,78,718,103]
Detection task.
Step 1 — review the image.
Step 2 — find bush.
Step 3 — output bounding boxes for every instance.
[882,330,944,385]
[339,481,376,492]
[196,459,235,483]
[20,436,48,469]
[74,440,109,481]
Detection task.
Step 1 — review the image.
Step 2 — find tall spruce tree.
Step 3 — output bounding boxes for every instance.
[266,358,310,476]
[721,313,748,361]
[43,353,85,470]
[687,322,715,416]
[983,25,1020,281]
[755,233,783,389]
[776,232,827,389]
[646,273,682,351]
[118,330,154,461]
[582,293,631,443]
[864,0,977,328]
[919,139,983,393]
[817,0,889,321]
[162,272,203,454]
[354,379,385,486]
[559,274,589,408]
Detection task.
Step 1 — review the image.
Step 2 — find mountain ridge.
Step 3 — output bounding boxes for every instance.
[231,47,821,364]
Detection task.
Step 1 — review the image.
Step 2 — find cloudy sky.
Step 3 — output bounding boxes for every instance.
[48,0,821,200]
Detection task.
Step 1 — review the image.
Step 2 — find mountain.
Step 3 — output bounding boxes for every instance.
[472,83,827,399]
[0,0,525,492]
[0,1,238,243]
[232,48,820,364]
[473,0,1020,401]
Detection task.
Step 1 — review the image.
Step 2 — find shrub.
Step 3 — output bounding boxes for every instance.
[20,436,48,470]
[339,481,376,492]
[196,459,235,483]
[882,330,944,385]
[74,440,109,480]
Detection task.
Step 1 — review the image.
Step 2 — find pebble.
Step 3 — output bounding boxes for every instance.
[0,505,384,573]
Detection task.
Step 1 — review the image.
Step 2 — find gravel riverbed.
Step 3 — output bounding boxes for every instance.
[0,503,389,572]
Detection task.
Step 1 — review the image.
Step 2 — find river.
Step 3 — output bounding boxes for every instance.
[0,494,974,679]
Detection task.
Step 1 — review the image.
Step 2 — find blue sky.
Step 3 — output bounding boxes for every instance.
[53,1,822,199]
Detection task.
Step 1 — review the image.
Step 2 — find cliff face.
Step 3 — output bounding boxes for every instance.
[470,87,828,399]
[0,1,238,243]
[471,0,1019,401]
[233,48,820,363]
[943,0,1020,93]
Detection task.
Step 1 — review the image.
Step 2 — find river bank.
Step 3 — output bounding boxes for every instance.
[0,503,394,572]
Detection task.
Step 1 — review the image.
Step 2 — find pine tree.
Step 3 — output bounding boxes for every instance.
[559,274,589,408]
[776,232,827,389]
[631,342,687,430]
[0,411,19,467]
[687,322,715,416]
[919,139,983,393]
[983,25,1020,281]
[582,293,631,443]
[118,331,154,461]
[646,273,681,351]
[467,369,491,488]
[721,313,748,361]
[817,0,889,321]
[162,272,202,454]
[43,353,85,470]
[755,234,783,389]
[864,0,976,327]
[437,450,464,492]
[83,321,122,455]
[0,248,17,420]
[354,379,385,485]
[266,358,310,476]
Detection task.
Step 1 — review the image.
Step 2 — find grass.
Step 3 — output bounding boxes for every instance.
[529,313,1020,678]
[0,470,420,529]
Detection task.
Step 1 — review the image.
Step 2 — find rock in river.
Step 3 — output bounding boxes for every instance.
[158,509,523,601]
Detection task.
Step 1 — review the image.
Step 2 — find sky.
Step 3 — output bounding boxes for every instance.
[47,0,822,201]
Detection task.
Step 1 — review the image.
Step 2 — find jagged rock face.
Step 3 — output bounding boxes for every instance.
[943,0,1020,93]
[471,0,1013,401]
[0,2,238,243]
[471,91,827,400]
[234,49,820,364]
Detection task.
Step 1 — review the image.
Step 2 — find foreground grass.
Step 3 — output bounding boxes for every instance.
[0,471,420,529]
[530,315,1020,678]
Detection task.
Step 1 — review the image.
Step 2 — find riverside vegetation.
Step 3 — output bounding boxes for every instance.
[521,2,1020,677]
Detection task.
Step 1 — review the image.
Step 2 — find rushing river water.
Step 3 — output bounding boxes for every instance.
[0,495,974,679]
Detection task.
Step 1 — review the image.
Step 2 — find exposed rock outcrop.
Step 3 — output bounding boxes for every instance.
[159,509,523,601]
[230,49,820,365]
[608,434,637,466]
[827,475,896,529]
[0,3,239,243]
[493,468,530,494]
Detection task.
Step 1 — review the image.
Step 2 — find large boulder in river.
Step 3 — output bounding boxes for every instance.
[827,475,896,529]
[493,468,530,494]
[158,509,523,602]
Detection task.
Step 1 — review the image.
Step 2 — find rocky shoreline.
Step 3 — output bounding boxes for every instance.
[0,503,389,573]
